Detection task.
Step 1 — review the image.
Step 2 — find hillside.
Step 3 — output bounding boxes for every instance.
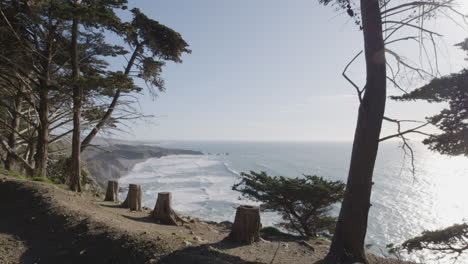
[0,171,414,264]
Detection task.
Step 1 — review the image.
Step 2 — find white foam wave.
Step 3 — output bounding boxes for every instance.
[118,153,282,225]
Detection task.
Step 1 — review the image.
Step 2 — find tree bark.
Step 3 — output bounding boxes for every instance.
[69,14,82,192]
[323,0,386,263]
[34,87,49,178]
[228,205,261,244]
[151,192,182,225]
[121,184,142,211]
[27,139,36,175]
[5,95,22,171]
[104,180,119,202]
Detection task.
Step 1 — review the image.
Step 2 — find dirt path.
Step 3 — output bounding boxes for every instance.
[0,175,412,264]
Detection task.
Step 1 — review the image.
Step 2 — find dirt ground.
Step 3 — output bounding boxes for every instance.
[0,174,414,264]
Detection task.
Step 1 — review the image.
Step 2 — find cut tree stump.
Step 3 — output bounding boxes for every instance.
[104,180,119,202]
[228,205,261,244]
[151,192,184,225]
[121,184,142,211]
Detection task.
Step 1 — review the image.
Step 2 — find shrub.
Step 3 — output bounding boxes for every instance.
[260,226,288,236]
[233,171,345,237]
[31,177,54,184]
[48,156,90,185]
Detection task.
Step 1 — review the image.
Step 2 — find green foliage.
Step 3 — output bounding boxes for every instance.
[0,0,190,182]
[232,171,345,237]
[260,226,288,236]
[392,38,468,156]
[48,156,89,185]
[0,167,28,180]
[388,223,468,262]
[129,8,191,62]
[0,168,53,184]
[31,177,54,184]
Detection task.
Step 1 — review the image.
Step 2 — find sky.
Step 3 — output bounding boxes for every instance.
[110,0,468,142]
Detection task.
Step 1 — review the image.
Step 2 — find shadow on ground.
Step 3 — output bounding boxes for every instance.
[0,179,267,264]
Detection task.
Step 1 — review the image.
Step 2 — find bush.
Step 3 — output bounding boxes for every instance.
[31,177,54,184]
[48,156,90,185]
[233,171,345,237]
[260,226,288,236]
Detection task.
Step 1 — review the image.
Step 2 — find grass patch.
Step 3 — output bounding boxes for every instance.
[0,167,54,185]
[31,177,54,184]
[308,236,327,241]
[0,167,28,180]
[260,226,288,236]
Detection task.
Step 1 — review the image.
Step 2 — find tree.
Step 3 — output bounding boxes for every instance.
[232,171,345,237]
[315,0,459,262]
[0,1,190,189]
[80,8,191,152]
[70,0,82,192]
[63,0,130,191]
[389,38,468,263]
[388,223,468,262]
[0,0,67,178]
[392,38,468,157]
[317,0,386,262]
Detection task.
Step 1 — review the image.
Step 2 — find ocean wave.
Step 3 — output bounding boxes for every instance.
[221,162,240,176]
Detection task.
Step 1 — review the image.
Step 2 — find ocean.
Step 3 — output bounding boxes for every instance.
[118,141,468,262]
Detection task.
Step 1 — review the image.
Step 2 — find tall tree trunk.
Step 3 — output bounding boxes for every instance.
[323,0,386,263]
[27,138,36,172]
[34,87,49,178]
[70,15,82,192]
[5,95,23,171]
[80,44,141,152]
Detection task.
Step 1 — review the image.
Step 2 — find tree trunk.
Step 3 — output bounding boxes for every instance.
[121,184,142,211]
[34,87,49,178]
[228,205,261,244]
[5,95,22,171]
[151,192,181,225]
[69,15,82,192]
[324,0,386,263]
[104,180,119,202]
[26,139,36,176]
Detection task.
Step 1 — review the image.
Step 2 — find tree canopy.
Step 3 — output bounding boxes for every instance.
[0,0,190,190]
[233,171,345,237]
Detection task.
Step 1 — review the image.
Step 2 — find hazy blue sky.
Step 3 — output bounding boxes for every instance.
[112,0,468,142]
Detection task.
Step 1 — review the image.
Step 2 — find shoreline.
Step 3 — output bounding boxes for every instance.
[84,143,203,190]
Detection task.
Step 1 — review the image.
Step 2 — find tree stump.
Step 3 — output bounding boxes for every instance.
[228,205,261,244]
[104,180,119,202]
[151,192,183,225]
[121,184,142,211]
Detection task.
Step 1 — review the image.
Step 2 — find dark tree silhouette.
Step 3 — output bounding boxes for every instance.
[316,0,460,263]
[392,38,468,157]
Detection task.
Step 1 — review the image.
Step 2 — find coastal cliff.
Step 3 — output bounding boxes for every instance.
[84,144,203,189]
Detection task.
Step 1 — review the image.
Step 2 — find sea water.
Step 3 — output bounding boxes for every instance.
[119,141,468,262]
